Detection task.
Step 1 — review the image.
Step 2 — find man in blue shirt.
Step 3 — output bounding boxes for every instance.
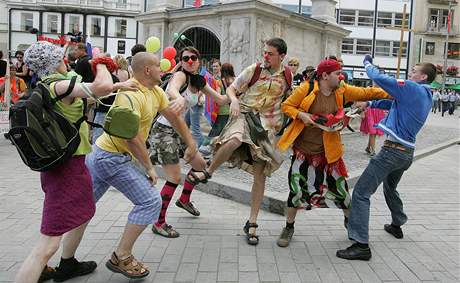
[336,55,436,261]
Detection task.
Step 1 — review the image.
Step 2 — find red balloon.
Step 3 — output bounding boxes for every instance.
[163,47,177,60]
[168,58,177,71]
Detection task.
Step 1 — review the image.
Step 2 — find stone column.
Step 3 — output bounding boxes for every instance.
[311,0,338,24]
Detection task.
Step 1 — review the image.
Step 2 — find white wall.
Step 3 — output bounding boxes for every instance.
[10,32,37,52]
[339,0,410,12]
[342,53,408,70]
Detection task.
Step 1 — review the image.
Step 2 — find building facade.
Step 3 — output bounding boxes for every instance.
[1,0,142,58]
[139,0,350,74]
[410,0,459,69]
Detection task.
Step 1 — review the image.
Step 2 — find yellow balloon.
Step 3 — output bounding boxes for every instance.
[145,36,161,53]
[160,58,171,72]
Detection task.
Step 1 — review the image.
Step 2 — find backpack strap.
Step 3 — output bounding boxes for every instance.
[283,65,293,92]
[52,76,78,104]
[247,62,262,89]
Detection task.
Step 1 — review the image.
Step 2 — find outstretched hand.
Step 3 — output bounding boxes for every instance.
[363,54,373,66]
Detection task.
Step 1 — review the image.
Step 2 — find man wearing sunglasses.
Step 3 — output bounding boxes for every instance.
[188,37,291,245]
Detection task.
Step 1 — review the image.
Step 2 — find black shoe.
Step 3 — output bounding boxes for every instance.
[53,258,97,282]
[384,224,403,239]
[336,243,372,261]
[38,265,55,282]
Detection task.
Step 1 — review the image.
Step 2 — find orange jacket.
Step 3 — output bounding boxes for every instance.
[277,81,389,163]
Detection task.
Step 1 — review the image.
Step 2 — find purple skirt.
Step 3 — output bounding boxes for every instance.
[40,155,95,236]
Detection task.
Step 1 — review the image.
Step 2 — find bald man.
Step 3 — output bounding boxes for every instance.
[85,52,198,279]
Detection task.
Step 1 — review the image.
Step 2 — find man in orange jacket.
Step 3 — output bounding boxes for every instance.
[0,64,27,106]
[276,58,388,248]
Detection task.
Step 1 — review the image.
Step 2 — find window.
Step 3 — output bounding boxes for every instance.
[21,12,34,31]
[341,38,354,54]
[448,43,459,59]
[91,17,102,36]
[377,12,392,28]
[117,0,127,8]
[115,19,127,37]
[429,9,450,31]
[356,39,372,54]
[425,42,435,55]
[375,40,391,56]
[69,15,81,34]
[392,41,407,57]
[394,13,409,28]
[339,10,356,26]
[47,14,59,33]
[357,10,374,27]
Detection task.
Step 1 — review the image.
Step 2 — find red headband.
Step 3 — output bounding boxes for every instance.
[316,59,342,77]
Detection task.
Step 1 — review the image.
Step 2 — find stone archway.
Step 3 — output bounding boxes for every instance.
[174,27,221,67]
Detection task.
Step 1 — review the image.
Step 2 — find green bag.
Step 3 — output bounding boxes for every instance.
[244,111,268,145]
[103,93,140,139]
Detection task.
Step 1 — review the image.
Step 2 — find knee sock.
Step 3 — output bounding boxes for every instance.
[179,179,195,204]
[155,181,178,227]
[286,221,295,229]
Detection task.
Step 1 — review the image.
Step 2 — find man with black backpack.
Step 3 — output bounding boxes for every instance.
[186,37,292,246]
[14,41,115,283]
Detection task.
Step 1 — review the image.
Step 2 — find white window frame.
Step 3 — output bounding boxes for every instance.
[341,38,355,54]
[339,9,357,26]
[21,12,34,32]
[357,10,374,27]
[356,39,373,55]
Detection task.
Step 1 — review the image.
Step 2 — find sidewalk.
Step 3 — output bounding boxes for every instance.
[0,131,459,282]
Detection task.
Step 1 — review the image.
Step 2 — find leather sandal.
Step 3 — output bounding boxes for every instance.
[186,169,212,185]
[105,252,149,279]
[243,220,259,245]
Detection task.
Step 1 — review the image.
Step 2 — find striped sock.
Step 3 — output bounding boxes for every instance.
[155,181,178,227]
[179,177,195,204]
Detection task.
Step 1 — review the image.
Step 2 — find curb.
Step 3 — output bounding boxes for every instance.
[156,137,460,216]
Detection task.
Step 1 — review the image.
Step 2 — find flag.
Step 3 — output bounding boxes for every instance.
[193,0,202,7]
[447,10,452,34]
[200,67,218,124]
[86,34,93,58]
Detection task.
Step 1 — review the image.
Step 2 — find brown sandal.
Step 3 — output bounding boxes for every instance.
[105,252,149,279]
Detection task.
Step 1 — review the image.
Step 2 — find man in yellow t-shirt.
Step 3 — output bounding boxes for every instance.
[85,52,199,279]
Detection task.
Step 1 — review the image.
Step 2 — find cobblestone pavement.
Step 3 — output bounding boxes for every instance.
[0,119,459,282]
[208,113,460,193]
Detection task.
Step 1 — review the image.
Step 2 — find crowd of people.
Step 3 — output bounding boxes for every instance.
[431,88,459,116]
[0,36,441,282]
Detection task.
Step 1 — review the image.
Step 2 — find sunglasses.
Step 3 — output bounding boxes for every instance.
[289,64,298,67]
[182,55,198,62]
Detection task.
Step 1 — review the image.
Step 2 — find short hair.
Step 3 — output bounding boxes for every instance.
[131,44,146,56]
[15,50,24,57]
[265,37,287,55]
[114,55,129,71]
[221,63,235,79]
[288,57,299,65]
[179,46,201,59]
[211,58,221,66]
[76,43,87,51]
[417,63,437,83]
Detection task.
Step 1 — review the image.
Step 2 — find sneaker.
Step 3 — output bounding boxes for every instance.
[199,145,213,158]
[384,224,403,239]
[336,243,372,261]
[276,227,294,247]
[53,259,97,282]
[152,223,180,238]
[176,199,200,216]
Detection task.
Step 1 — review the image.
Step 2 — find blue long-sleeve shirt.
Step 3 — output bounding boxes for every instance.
[365,63,432,148]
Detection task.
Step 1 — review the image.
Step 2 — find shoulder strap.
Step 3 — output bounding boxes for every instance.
[283,65,293,91]
[50,76,78,104]
[248,62,262,89]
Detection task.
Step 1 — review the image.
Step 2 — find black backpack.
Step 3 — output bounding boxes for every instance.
[7,76,86,171]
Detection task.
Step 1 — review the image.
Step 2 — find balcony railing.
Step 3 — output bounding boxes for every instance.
[426,24,458,35]
[427,0,458,5]
[8,0,141,12]
[104,0,141,11]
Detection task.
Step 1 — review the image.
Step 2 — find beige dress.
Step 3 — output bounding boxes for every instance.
[215,63,289,176]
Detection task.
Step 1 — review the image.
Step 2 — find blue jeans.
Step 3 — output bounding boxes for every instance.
[348,145,414,244]
[92,111,106,144]
[185,104,204,147]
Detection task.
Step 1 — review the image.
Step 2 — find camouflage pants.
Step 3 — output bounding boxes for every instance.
[149,123,186,165]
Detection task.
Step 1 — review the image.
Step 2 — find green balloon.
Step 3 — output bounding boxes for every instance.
[160,58,171,72]
[180,35,186,40]
[173,32,179,39]
[145,36,161,53]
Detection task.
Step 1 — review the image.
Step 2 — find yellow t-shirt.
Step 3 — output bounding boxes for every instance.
[96,79,169,156]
